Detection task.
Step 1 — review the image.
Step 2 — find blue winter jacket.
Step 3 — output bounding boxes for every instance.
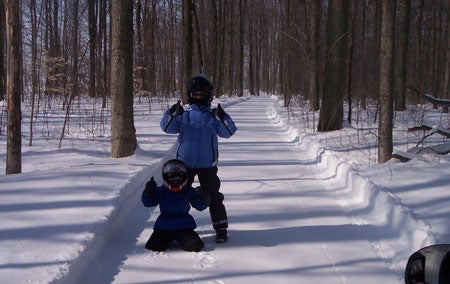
[142,185,208,231]
[160,104,237,168]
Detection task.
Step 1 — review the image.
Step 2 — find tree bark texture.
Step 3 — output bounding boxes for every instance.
[377,0,396,163]
[395,0,410,111]
[182,0,193,103]
[306,0,320,111]
[110,0,137,158]
[318,0,349,132]
[5,0,22,174]
[0,0,5,101]
[88,0,97,98]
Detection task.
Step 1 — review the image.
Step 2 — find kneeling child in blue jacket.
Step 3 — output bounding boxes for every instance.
[142,159,210,252]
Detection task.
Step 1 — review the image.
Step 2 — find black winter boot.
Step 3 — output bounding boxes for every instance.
[215,229,228,243]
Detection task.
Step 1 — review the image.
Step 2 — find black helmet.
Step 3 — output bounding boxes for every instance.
[187,74,213,106]
[162,159,188,192]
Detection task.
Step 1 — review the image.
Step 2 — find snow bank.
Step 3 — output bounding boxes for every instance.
[268,96,439,275]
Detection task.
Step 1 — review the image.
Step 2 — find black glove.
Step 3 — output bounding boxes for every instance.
[169,100,183,117]
[213,103,226,121]
[195,186,210,204]
[143,177,157,197]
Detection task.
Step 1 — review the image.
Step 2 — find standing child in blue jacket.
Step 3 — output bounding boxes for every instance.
[160,74,237,243]
[142,159,210,252]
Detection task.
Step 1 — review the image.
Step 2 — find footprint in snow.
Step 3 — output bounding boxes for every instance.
[193,251,218,270]
[135,249,169,261]
[150,251,169,260]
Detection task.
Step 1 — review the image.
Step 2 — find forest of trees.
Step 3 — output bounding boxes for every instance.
[1,0,449,172]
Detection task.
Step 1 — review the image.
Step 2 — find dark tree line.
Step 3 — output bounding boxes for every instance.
[1,0,449,172]
[1,0,447,105]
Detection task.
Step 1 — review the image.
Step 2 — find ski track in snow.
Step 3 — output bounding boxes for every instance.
[278,146,347,284]
[50,95,435,283]
[50,145,178,284]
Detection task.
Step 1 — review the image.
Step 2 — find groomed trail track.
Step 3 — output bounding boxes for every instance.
[52,95,426,284]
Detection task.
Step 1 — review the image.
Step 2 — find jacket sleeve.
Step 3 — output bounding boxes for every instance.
[217,114,237,138]
[189,189,209,211]
[160,109,182,134]
[141,187,160,207]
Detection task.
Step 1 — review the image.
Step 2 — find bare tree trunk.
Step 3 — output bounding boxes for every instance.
[395,0,410,111]
[99,0,108,108]
[360,0,369,110]
[346,1,357,123]
[182,0,193,103]
[192,3,204,73]
[412,0,424,95]
[238,0,244,97]
[150,0,157,98]
[318,0,350,131]
[88,0,97,98]
[29,0,39,146]
[110,0,137,158]
[225,1,235,97]
[214,0,226,96]
[254,5,263,96]
[135,0,142,81]
[434,1,447,103]
[378,0,396,163]
[135,0,150,100]
[5,0,22,174]
[0,0,5,102]
[44,0,63,99]
[444,2,450,107]
[306,0,320,111]
[58,0,80,149]
[248,0,254,96]
[210,0,219,82]
[141,0,156,100]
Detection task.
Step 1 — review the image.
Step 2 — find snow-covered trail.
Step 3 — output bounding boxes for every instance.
[109,96,400,283]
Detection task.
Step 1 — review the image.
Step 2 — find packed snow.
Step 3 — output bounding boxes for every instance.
[0,95,449,283]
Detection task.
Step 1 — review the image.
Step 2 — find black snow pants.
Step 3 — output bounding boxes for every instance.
[145,229,204,252]
[186,166,228,230]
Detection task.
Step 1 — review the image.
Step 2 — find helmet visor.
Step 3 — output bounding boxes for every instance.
[189,86,211,105]
[165,172,186,184]
[163,172,187,192]
[192,90,207,99]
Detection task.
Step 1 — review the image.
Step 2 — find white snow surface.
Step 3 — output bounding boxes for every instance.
[1,95,449,284]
